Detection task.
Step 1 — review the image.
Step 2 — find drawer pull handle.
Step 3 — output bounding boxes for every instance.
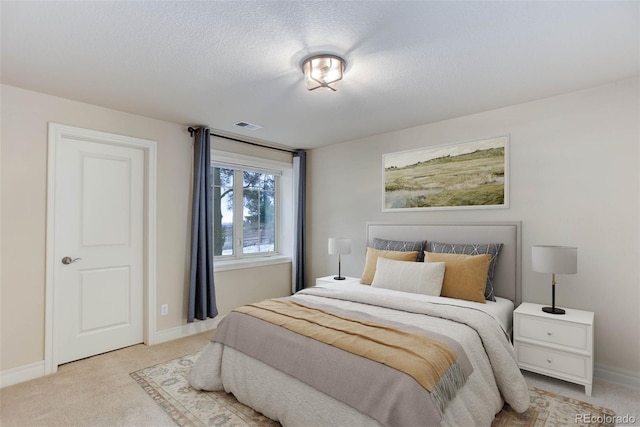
[547,359,552,364]
[547,331,552,336]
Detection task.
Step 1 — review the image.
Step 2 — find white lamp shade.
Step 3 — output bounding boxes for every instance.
[328,238,352,255]
[532,245,577,274]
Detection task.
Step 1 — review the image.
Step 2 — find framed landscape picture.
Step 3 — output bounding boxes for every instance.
[383,135,509,211]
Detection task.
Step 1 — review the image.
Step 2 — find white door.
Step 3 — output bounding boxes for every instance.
[52,133,145,365]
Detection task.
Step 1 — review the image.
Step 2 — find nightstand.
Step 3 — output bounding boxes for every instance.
[315,275,360,286]
[514,302,594,395]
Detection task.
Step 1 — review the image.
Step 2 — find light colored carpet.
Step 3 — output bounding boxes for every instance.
[132,351,618,427]
[0,331,213,427]
[2,330,635,427]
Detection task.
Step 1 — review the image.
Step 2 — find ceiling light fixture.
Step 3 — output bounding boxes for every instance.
[301,54,346,92]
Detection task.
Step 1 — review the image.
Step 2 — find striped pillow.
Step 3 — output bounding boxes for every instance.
[373,238,427,262]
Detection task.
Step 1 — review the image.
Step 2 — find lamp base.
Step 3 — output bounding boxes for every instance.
[333,276,346,280]
[542,306,566,315]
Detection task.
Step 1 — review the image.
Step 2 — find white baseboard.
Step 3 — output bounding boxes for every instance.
[1,360,45,388]
[595,363,640,390]
[1,316,222,388]
[152,316,221,345]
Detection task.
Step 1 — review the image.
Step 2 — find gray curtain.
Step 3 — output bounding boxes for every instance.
[293,150,306,293]
[188,127,218,322]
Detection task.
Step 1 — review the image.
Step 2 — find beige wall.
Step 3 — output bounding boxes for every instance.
[3,78,638,381]
[0,85,291,372]
[308,78,640,376]
[215,264,292,316]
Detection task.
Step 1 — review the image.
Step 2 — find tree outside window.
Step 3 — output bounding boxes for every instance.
[212,167,276,257]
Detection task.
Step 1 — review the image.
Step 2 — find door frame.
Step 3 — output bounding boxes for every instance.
[44,123,157,374]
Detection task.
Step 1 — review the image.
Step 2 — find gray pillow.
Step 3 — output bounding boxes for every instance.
[373,238,427,261]
[428,242,503,301]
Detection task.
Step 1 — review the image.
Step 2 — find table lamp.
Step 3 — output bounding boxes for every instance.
[328,237,351,280]
[532,245,577,315]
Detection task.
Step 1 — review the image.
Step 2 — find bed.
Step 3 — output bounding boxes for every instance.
[189,222,530,426]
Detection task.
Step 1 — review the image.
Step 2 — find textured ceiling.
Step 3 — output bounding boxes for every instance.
[1,1,638,149]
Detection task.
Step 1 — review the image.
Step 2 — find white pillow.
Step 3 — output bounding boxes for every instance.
[371,257,446,296]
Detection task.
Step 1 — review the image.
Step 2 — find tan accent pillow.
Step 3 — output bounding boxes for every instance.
[423,251,491,303]
[360,247,419,285]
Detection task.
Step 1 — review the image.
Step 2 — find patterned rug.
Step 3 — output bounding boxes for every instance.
[131,352,616,427]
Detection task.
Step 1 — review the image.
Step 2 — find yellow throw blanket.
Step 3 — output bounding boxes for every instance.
[235,298,457,392]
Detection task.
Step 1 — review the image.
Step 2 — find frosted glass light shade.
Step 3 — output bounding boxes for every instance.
[532,245,577,274]
[328,238,352,255]
[302,54,346,91]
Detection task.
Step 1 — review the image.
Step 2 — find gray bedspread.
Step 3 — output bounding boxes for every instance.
[190,284,530,426]
[212,298,472,426]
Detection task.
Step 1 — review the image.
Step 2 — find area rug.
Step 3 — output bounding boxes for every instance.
[131,352,616,427]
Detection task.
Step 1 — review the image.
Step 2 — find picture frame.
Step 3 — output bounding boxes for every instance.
[383,135,509,212]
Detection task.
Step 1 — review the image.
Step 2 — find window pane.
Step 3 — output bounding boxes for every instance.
[213,167,234,256]
[242,171,275,254]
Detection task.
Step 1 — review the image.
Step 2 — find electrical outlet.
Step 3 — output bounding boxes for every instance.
[161,304,168,316]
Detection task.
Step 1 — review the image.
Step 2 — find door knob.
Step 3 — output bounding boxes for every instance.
[61,256,82,265]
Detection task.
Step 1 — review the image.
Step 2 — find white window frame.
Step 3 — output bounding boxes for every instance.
[226,169,279,258]
[211,151,293,271]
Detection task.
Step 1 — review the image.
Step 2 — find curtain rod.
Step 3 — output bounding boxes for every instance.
[188,126,298,154]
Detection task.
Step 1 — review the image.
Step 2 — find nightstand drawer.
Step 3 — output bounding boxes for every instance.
[517,343,588,379]
[518,316,588,350]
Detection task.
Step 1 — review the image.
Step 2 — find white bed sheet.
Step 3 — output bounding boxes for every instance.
[315,282,514,336]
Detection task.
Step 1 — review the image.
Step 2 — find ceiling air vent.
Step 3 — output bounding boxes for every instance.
[234,121,262,131]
